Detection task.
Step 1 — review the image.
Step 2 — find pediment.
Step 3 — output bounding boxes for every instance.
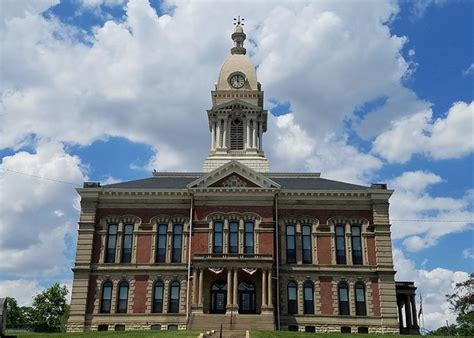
[187,161,280,190]
[209,99,263,112]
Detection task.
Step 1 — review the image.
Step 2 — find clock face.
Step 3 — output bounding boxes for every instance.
[230,74,245,89]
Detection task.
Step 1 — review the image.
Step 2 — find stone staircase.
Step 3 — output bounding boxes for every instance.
[189,313,274,332]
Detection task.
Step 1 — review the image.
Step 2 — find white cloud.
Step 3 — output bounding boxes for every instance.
[373,101,474,163]
[393,248,469,330]
[0,280,43,306]
[0,142,84,277]
[462,248,474,259]
[388,171,473,252]
[410,0,448,19]
[463,63,474,76]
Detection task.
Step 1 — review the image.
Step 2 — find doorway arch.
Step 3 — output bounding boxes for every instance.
[211,280,227,314]
[238,281,256,314]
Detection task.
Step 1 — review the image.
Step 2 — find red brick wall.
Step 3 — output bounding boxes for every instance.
[319,277,334,315]
[91,233,102,263]
[133,275,149,313]
[86,276,97,314]
[191,232,209,256]
[136,234,151,263]
[367,236,377,266]
[317,236,332,264]
[371,278,381,316]
[259,232,273,255]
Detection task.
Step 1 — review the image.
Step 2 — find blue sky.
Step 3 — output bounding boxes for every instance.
[0,0,472,330]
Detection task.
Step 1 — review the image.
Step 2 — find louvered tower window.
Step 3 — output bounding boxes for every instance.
[230,118,244,150]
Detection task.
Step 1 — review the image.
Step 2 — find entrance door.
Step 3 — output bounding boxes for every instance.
[211,280,227,314]
[238,281,256,314]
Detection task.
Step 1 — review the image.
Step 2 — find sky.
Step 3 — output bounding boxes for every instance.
[0,0,472,331]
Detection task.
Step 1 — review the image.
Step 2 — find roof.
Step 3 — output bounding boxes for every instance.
[102,172,369,191]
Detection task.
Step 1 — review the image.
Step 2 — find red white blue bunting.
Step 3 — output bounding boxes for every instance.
[208,267,224,275]
[242,268,257,275]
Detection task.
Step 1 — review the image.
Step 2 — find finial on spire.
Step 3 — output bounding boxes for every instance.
[231,16,246,55]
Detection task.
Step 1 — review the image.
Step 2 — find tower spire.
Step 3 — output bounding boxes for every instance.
[231,16,246,55]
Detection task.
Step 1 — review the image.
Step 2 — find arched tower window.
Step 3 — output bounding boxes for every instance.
[230,118,244,150]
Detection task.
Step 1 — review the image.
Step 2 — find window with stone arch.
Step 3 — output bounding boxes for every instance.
[230,117,244,150]
[287,281,298,314]
[338,282,350,315]
[100,281,113,313]
[169,281,181,313]
[152,280,164,313]
[116,281,129,313]
[303,281,314,314]
[355,282,367,315]
[351,224,363,265]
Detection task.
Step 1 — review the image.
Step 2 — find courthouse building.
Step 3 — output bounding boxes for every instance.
[68,23,417,334]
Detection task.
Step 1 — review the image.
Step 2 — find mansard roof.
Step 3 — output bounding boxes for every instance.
[102,172,369,191]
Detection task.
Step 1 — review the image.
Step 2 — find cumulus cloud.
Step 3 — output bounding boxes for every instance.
[373,101,474,163]
[388,171,473,252]
[463,63,474,76]
[0,142,84,277]
[0,280,43,306]
[393,248,469,330]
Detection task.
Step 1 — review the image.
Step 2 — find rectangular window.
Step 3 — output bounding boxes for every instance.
[172,224,183,263]
[244,222,254,254]
[121,224,133,263]
[213,221,223,254]
[228,221,239,254]
[335,225,346,264]
[351,226,363,265]
[105,224,117,263]
[286,225,296,263]
[156,224,167,263]
[301,225,312,264]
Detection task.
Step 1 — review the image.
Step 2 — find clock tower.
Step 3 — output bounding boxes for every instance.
[203,22,270,172]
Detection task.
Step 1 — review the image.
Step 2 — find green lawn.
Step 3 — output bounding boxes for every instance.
[6,331,200,338]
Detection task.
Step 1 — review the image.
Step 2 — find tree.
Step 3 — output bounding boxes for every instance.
[5,297,33,328]
[31,283,69,332]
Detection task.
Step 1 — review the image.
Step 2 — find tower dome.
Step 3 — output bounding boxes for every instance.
[216,24,258,91]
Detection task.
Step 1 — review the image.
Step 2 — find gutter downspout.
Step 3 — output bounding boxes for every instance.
[275,193,280,330]
[185,193,194,323]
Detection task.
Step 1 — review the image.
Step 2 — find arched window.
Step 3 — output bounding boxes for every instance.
[213,221,223,254]
[287,281,297,314]
[335,224,346,264]
[338,282,350,315]
[117,281,129,313]
[286,225,296,263]
[172,224,183,263]
[301,224,312,264]
[105,224,117,263]
[355,282,367,315]
[228,221,239,254]
[244,222,254,254]
[121,224,133,263]
[351,225,363,265]
[230,118,244,150]
[303,281,314,314]
[156,224,167,263]
[152,281,164,313]
[169,281,180,313]
[100,281,113,313]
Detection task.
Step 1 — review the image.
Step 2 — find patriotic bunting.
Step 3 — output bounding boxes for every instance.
[208,267,224,275]
[242,267,257,275]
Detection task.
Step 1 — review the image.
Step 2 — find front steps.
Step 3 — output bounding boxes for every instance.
[189,313,274,331]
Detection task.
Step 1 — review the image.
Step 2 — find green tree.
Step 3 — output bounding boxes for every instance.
[5,297,33,328]
[31,283,69,332]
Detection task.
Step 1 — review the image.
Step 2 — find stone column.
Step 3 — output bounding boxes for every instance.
[198,269,204,307]
[223,118,227,149]
[397,300,404,328]
[211,122,216,150]
[233,269,238,307]
[246,119,250,149]
[192,270,198,305]
[404,295,412,328]
[411,295,418,327]
[267,270,273,307]
[261,269,267,307]
[216,120,221,149]
[227,269,232,310]
[258,122,263,150]
[252,119,256,148]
